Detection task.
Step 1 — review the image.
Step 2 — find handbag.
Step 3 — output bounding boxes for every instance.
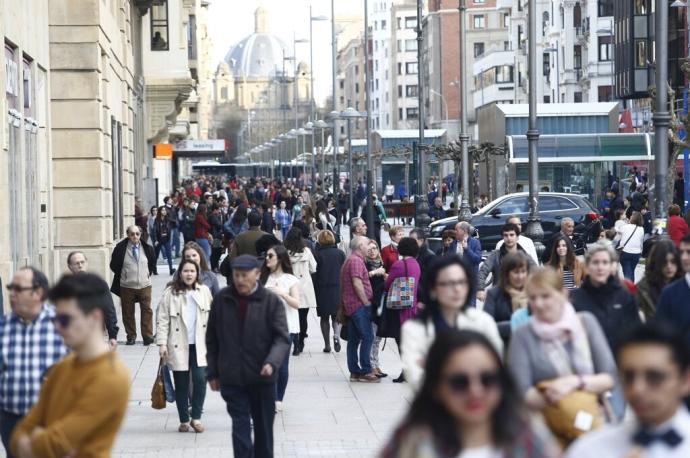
[616,226,638,253]
[537,382,602,447]
[151,358,167,410]
[386,259,416,310]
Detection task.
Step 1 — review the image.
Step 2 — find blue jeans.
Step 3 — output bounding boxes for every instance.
[620,251,641,281]
[346,306,374,375]
[220,384,275,458]
[196,238,211,264]
[0,410,22,458]
[155,238,174,272]
[276,334,297,401]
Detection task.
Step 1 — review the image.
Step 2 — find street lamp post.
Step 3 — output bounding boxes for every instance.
[287,128,298,180]
[523,0,545,255]
[363,0,376,239]
[315,120,329,186]
[309,8,330,125]
[305,121,316,188]
[297,127,309,186]
[415,0,430,230]
[340,107,365,219]
[330,110,341,193]
[654,0,670,228]
[457,0,472,222]
[331,0,340,195]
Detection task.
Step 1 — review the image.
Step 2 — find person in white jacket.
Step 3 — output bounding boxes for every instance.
[156,259,213,433]
[285,227,317,355]
[401,255,503,392]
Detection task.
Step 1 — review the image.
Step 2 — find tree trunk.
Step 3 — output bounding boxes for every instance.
[668,145,682,208]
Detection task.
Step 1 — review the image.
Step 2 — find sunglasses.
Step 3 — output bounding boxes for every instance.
[6,284,35,293]
[51,314,74,329]
[621,369,671,388]
[444,371,501,394]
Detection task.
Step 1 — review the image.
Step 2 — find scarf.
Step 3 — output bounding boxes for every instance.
[529,302,594,376]
[505,286,528,312]
[366,257,383,271]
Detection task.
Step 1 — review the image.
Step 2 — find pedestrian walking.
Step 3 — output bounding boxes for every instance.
[507,267,618,445]
[313,230,346,353]
[10,273,129,458]
[230,211,270,259]
[365,239,388,378]
[636,240,681,320]
[382,330,558,458]
[194,203,212,263]
[546,234,585,290]
[110,225,157,345]
[66,251,119,348]
[483,251,530,343]
[565,322,690,458]
[341,236,380,383]
[669,204,690,246]
[617,211,645,281]
[157,260,212,433]
[274,201,291,240]
[153,205,176,275]
[0,267,68,457]
[284,227,317,355]
[401,256,502,392]
[384,180,395,202]
[206,254,290,458]
[209,205,225,271]
[570,243,641,353]
[175,242,221,296]
[495,215,539,265]
[382,237,421,384]
[261,245,301,412]
[381,226,404,272]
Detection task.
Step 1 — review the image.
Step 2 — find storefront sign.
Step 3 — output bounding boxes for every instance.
[173,139,226,152]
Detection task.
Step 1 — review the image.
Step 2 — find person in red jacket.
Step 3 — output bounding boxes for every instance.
[194,203,212,262]
[381,225,404,272]
[668,204,690,246]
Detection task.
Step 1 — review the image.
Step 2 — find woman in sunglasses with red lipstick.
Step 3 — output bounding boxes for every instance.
[382,330,558,458]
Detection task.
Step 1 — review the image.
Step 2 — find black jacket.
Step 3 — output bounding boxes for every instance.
[483,286,514,342]
[109,238,156,297]
[571,275,641,351]
[206,284,290,387]
[313,245,346,316]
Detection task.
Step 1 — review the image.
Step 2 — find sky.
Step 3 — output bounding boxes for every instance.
[207,0,363,106]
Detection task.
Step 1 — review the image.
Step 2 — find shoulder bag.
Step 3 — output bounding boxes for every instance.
[616,225,638,253]
[386,259,416,310]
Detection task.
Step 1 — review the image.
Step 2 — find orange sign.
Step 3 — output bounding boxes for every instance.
[154,143,173,160]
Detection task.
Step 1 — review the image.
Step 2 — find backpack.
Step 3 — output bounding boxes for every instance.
[385,259,416,310]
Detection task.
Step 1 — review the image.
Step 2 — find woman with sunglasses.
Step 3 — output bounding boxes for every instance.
[156,259,213,433]
[382,330,558,458]
[507,267,617,440]
[260,245,301,412]
[401,256,502,392]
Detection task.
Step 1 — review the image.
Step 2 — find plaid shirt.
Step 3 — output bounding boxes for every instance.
[340,253,372,316]
[0,304,68,415]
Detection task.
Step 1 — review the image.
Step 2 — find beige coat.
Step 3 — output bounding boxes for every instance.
[289,248,317,309]
[155,284,212,371]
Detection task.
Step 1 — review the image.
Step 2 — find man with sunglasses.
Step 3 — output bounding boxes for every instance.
[566,322,690,458]
[0,267,67,457]
[109,225,157,346]
[10,273,129,458]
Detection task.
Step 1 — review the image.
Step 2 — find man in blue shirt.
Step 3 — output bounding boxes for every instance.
[0,267,67,456]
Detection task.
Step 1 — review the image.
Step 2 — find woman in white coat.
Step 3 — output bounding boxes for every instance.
[284,227,317,355]
[401,255,503,392]
[156,259,213,433]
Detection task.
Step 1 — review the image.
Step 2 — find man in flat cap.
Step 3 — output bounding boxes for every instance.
[206,255,290,458]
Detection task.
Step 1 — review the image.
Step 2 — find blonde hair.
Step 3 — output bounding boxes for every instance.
[317,229,336,246]
[525,266,563,293]
[388,225,404,237]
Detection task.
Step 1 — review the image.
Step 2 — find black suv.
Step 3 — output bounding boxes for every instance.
[427,192,602,253]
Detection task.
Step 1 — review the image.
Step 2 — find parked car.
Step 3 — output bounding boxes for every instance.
[427,192,602,253]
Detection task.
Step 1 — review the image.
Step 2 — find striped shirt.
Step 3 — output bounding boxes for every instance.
[0,305,68,415]
[562,268,576,291]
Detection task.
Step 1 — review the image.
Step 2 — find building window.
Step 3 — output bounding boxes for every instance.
[397,39,402,52]
[406,107,419,119]
[634,0,647,15]
[187,14,197,59]
[397,17,402,29]
[474,42,485,57]
[473,15,485,29]
[574,91,583,103]
[503,13,510,28]
[405,17,417,29]
[406,85,418,97]
[399,107,404,120]
[598,36,612,61]
[504,41,510,50]
[406,62,418,74]
[544,95,551,103]
[339,80,345,89]
[355,65,359,75]
[573,3,581,28]
[397,62,402,75]
[355,83,360,93]
[574,45,582,69]
[517,25,524,50]
[381,20,387,30]
[473,0,485,3]
[598,85,613,102]
[597,0,613,16]
[543,52,550,76]
[398,85,403,97]
[405,39,417,52]
[22,58,32,116]
[496,65,513,83]
[375,79,379,90]
[150,0,169,51]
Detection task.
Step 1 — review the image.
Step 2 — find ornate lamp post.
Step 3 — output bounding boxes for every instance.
[287,128,298,180]
[653,0,670,229]
[297,127,309,186]
[340,107,366,219]
[304,121,316,188]
[523,0,545,255]
[329,110,341,192]
[457,0,472,222]
[414,0,430,230]
[315,119,329,187]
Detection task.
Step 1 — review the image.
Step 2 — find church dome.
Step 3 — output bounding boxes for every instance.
[224,7,289,79]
